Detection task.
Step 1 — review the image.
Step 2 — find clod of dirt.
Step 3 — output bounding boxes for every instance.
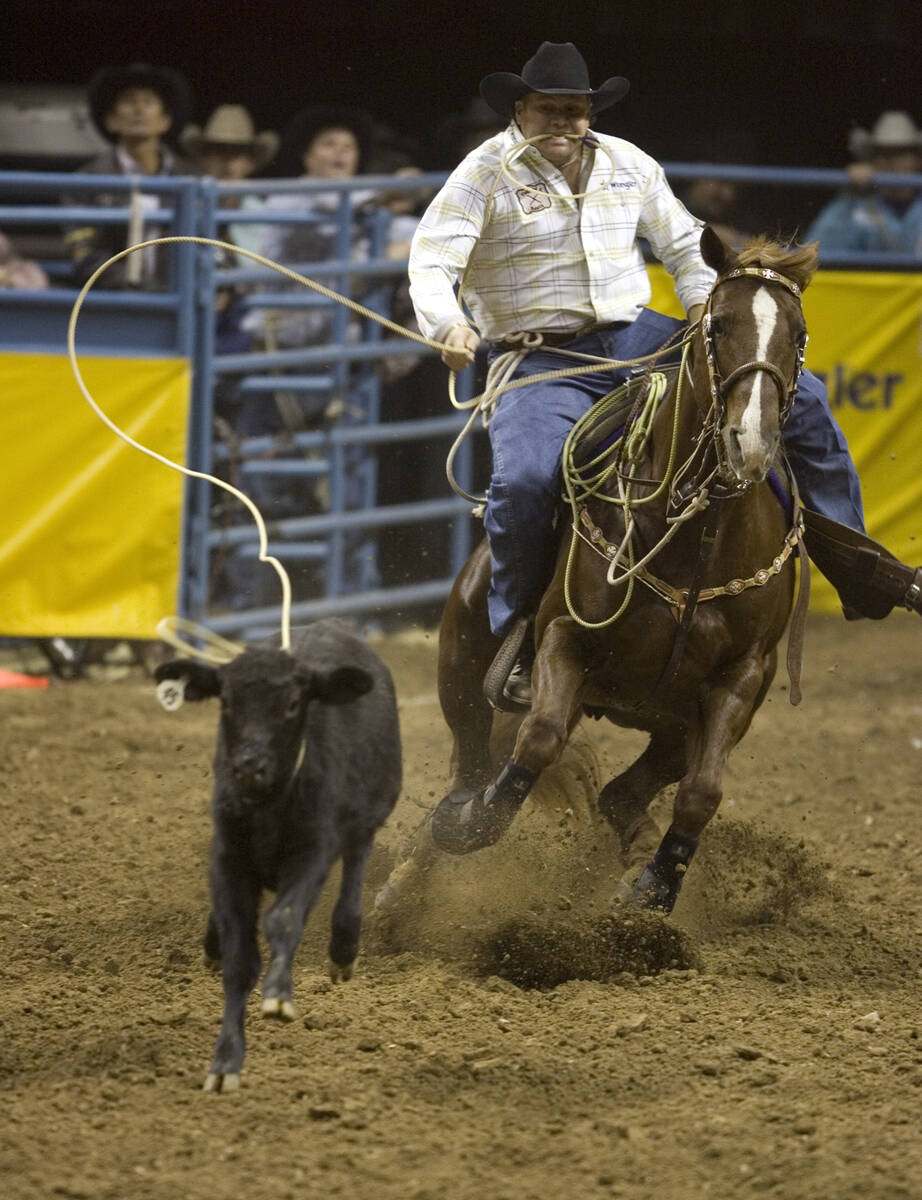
[476,910,703,989]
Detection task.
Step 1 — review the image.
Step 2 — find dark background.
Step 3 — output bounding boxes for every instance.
[4,0,921,168]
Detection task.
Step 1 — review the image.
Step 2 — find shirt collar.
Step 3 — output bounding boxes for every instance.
[115,143,175,174]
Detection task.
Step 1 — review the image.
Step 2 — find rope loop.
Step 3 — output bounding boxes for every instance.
[67,235,467,660]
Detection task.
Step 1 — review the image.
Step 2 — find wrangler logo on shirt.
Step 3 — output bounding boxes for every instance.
[516,182,552,213]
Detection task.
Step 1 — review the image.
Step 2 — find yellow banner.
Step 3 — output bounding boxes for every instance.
[649,267,922,611]
[0,352,190,637]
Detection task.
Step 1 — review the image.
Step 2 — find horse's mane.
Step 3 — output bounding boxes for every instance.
[734,236,819,291]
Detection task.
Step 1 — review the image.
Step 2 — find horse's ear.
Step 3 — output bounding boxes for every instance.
[700,224,736,276]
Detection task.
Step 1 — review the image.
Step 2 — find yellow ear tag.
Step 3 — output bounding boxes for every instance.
[157,677,187,711]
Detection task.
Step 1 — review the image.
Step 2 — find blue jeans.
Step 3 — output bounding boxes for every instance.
[483,308,866,638]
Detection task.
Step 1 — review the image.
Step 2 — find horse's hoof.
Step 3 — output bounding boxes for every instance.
[431,762,538,855]
[612,868,641,906]
[632,864,680,914]
[430,788,502,854]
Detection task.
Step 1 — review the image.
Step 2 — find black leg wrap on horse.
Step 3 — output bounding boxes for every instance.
[802,508,920,620]
[633,828,699,913]
[430,761,538,855]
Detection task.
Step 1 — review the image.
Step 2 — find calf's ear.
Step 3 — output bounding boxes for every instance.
[153,658,221,701]
[304,665,373,705]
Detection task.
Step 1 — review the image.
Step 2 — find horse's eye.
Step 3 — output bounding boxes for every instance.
[709,315,725,336]
[285,692,302,720]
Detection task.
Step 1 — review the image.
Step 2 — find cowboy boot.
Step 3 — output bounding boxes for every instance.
[483,617,535,712]
[502,632,535,709]
[802,509,921,620]
[903,567,922,615]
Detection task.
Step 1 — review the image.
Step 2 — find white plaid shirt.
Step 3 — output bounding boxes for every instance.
[409,122,716,343]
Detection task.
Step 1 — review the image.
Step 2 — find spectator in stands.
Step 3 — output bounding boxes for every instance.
[245,104,421,356]
[0,230,48,289]
[675,130,761,250]
[680,177,754,249]
[430,95,506,168]
[263,105,373,238]
[806,111,922,253]
[65,63,195,288]
[181,104,279,190]
[244,104,376,352]
[180,104,279,352]
[212,105,382,611]
[364,119,432,261]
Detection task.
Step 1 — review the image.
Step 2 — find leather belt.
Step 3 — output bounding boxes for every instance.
[494,323,614,350]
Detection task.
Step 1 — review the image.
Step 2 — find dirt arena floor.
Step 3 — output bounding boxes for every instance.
[2,613,922,1200]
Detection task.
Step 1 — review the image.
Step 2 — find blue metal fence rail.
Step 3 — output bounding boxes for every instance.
[0,163,919,640]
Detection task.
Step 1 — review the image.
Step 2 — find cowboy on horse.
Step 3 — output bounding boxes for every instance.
[408,41,922,713]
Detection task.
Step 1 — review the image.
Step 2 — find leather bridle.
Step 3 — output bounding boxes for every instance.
[702,266,808,431]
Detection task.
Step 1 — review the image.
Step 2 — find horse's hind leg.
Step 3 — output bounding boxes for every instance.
[599,726,686,871]
[438,540,497,792]
[634,651,771,913]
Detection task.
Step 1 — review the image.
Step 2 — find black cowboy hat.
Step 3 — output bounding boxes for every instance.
[277,104,374,176]
[480,42,630,120]
[87,63,192,142]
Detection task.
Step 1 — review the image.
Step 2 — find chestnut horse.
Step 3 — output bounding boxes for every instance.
[432,227,816,913]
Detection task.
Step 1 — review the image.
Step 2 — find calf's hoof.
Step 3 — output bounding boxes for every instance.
[329,959,354,983]
[204,1071,240,1093]
[261,995,296,1021]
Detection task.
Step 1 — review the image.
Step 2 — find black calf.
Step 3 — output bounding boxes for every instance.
[155,619,402,1093]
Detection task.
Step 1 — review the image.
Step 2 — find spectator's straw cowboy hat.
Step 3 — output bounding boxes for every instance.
[181,105,279,171]
[87,63,192,141]
[479,41,629,120]
[849,111,922,160]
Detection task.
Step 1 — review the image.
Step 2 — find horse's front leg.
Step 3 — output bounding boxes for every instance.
[430,616,587,854]
[633,650,771,913]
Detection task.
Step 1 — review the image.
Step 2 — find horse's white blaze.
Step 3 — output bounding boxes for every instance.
[737,288,779,462]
